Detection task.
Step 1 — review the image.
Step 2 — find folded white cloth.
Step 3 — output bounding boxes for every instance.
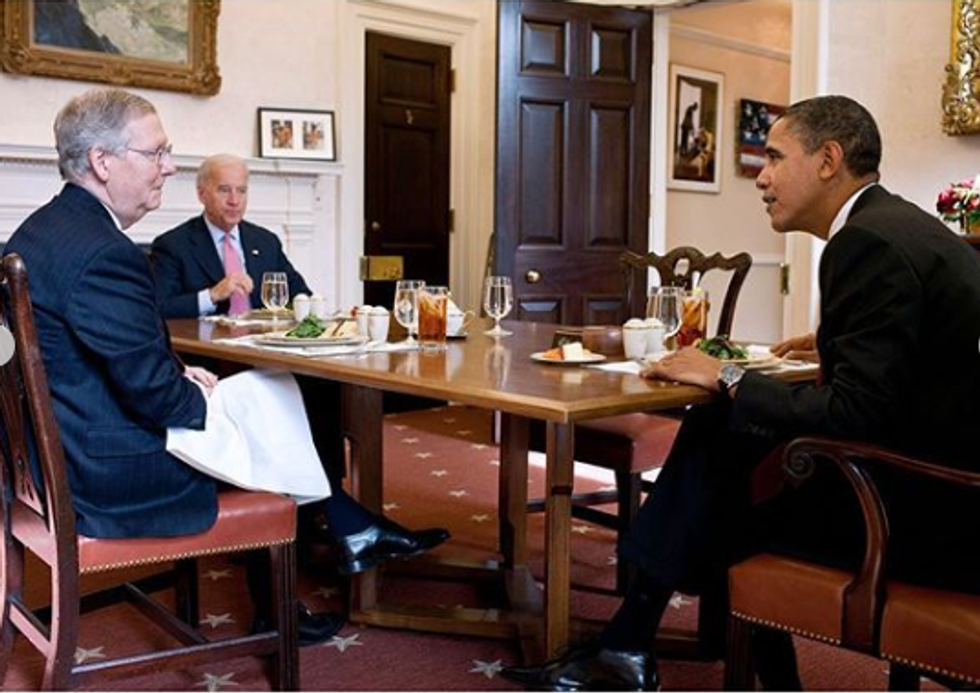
[166,369,330,505]
[214,334,419,358]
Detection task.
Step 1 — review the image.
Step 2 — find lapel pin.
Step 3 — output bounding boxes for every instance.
[251,249,260,256]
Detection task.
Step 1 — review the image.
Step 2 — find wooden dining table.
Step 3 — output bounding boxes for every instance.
[168,317,814,662]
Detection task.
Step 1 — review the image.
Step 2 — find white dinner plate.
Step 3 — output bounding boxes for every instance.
[723,354,781,369]
[531,351,606,366]
[254,331,367,347]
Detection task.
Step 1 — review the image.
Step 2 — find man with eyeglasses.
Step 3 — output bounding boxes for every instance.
[5,87,449,646]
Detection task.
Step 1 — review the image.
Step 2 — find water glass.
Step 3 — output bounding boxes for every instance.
[418,285,449,350]
[260,272,289,321]
[393,279,424,345]
[646,286,682,351]
[483,276,513,337]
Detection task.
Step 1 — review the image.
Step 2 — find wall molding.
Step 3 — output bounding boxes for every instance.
[671,24,791,63]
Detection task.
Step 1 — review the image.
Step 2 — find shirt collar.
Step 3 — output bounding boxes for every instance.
[96,200,123,231]
[204,215,239,243]
[829,182,877,239]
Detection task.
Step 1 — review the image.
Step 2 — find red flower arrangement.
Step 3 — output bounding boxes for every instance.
[936,174,980,233]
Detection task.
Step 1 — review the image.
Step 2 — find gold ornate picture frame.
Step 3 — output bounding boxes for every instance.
[0,0,221,96]
[943,0,980,135]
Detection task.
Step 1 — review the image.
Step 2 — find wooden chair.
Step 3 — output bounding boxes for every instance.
[725,437,980,690]
[0,253,300,690]
[531,247,753,597]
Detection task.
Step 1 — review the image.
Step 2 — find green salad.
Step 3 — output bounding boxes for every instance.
[696,335,748,360]
[285,315,328,338]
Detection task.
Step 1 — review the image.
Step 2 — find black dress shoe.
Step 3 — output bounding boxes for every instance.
[252,603,345,647]
[501,644,660,692]
[336,516,450,575]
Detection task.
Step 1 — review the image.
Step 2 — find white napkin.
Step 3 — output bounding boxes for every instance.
[586,360,644,375]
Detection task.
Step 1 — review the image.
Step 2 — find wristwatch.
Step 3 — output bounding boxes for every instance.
[717,363,746,396]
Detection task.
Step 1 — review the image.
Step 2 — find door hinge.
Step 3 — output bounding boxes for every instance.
[779,263,791,295]
[449,69,456,93]
[448,208,455,233]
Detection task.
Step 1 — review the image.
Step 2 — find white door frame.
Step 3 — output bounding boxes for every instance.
[338,0,489,311]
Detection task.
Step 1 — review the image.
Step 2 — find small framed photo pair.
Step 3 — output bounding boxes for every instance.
[257,108,336,161]
[667,64,725,193]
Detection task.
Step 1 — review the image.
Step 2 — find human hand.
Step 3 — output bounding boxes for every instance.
[640,346,723,392]
[209,273,254,303]
[770,332,819,362]
[184,365,218,396]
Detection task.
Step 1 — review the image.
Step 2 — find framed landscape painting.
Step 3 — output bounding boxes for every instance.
[668,64,724,193]
[0,0,221,95]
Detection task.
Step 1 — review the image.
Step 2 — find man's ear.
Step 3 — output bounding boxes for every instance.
[817,140,844,180]
[89,147,111,183]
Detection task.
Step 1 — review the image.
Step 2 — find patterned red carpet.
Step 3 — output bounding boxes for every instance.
[5,405,937,691]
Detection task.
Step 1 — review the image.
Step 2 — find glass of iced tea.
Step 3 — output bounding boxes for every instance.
[417,285,449,350]
[677,289,709,348]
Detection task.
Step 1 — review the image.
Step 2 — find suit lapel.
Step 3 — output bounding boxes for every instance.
[239,223,266,287]
[190,216,227,285]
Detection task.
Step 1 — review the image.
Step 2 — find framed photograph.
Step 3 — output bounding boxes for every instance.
[258,108,337,162]
[736,98,784,177]
[667,64,724,193]
[0,0,221,95]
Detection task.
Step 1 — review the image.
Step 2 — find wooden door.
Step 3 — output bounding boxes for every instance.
[495,0,652,326]
[364,33,452,308]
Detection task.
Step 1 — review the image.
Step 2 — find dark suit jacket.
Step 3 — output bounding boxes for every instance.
[732,185,980,469]
[150,216,311,318]
[4,184,216,539]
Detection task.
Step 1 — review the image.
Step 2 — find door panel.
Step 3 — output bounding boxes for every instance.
[365,32,451,307]
[496,0,652,327]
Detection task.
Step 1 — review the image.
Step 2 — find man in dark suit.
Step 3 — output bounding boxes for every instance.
[6,88,447,646]
[150,153,310,319]
[503,96,980,691]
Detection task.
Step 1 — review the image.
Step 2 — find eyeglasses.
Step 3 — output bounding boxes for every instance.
[126,144,174,166]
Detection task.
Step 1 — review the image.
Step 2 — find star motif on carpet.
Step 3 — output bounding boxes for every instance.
[393,424,408,431]
[449,489,469,498]
[196,672,239,691]
[204,568,233,581]
[74,646,106,664]
[383,502,400,511]
[201,612,235,628]
[327,633,364,653]
[313,586,340,599]
[471,443,488,450]
[443,417,457,424]
[470,659,504,678]
[607,555,618,565]
[669,594,692,610]
[455,429,473,436]
[571,524,594,535]
[401,437,420,444]
[470,514,490,522]
[430,469,449,477]
[414,452,433,459]
[489,459,500,466]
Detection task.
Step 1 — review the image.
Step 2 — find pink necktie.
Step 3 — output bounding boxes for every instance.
[223,232,250,316]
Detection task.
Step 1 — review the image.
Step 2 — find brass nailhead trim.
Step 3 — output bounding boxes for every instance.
[881,651,980,686]
[80,537,294,575]
[732,610,842,646]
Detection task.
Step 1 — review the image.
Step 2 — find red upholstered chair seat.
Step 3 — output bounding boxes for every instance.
[574,413,681,474]
[880,582,980,686]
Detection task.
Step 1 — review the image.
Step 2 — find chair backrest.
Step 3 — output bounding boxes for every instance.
[0,253,78,572]
[621,247,752,337]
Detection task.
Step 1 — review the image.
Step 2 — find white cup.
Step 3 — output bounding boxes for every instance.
[356,305,373,336]
[368,307,390,341]
[310,294,330,319]
[623,325,649,360]
[447,308,475,336]
[292,294,311,321]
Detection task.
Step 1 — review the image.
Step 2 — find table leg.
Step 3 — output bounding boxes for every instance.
[342,383,383,612]
[544,421,574,658]
[498,413,528,568]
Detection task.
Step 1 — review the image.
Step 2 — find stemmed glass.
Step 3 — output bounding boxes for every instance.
[647,286,682,351]
[483,275,513,337]
[393,279,425,345]
[260,272,289,323]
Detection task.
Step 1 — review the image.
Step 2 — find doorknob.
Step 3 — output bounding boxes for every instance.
[525,269,541,284]
[369,221,382,233]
